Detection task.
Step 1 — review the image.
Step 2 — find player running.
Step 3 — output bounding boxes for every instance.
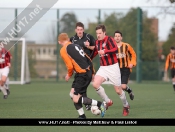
[114,30,136,100]
[164,46,175,93]
[91,25,130,116]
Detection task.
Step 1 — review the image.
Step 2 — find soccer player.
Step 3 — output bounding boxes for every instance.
[0,47,11,99]
[58,33,106,119]
[70,22,95,110]
[114,30,136,100]
[164,46,175,92]
[91,24,130,116]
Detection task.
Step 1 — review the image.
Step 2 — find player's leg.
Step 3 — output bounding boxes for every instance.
[171,69,175,92]
[70,74,91,111]
[121,68,134,100]
[108,63,129,116]
[72,72,107,118]
[5,77,10,95]
[0,67,9,99]
[92,71,113,108]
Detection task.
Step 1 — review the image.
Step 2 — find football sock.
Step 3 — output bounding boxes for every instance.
[0,85,7,95]
[91,99,102,108]
[74,103,84,116]
[78,97,92,105]
[96,86,110,103]
[126,85,132,93]
[5,77,9,90]
[119,90,129,107]
[173,82,175,91]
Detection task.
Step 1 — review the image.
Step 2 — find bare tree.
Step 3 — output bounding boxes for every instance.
[145,0,175,15]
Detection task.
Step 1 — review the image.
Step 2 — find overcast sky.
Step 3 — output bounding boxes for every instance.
[0,0,173,8]
[0,0,175,43]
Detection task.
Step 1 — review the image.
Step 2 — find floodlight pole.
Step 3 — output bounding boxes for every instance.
[56,9,60,82]
[136,7,142,83]
[14,8,18,81]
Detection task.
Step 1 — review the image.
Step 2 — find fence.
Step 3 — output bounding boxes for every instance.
[0,7,175,83]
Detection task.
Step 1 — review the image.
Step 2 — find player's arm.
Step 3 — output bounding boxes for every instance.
[103,37,117,54]
[90,45,98,60]
[87,35,95,50]
[128,44,137,67]
[60,49,74,78]
[165,54,170,72]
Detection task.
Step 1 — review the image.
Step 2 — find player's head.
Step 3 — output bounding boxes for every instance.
[95,24,106,40]
[114,30,123,43]
[170,46,175,54]
[75,22,84,38]
[58,33,69,46]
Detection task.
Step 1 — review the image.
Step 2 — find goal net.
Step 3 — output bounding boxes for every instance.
[0,38,30,84]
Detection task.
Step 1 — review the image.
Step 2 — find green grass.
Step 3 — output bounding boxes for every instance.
[0,82,175,132]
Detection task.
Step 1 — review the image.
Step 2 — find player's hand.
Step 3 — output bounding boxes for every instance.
[84,40,90,47]
[128,64,133,68]
[65,74,70,82]
[98,50,105,55]
[7,63,11,68]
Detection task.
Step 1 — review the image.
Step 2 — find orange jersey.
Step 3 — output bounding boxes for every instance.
[60,42,94,77]
[165,53,175,71]
[116,42,136,68]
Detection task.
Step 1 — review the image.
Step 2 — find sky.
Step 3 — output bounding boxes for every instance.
[0,0,175,43]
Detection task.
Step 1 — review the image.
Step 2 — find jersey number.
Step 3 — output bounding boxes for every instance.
[75,46,85,57]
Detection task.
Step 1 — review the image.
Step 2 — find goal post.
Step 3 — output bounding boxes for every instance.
[0,38,30,84]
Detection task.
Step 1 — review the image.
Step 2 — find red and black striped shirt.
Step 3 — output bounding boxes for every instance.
[91,36,118,66]
[0,48,11,68]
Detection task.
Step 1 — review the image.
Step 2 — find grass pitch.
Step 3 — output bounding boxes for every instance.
[0,82,175,132]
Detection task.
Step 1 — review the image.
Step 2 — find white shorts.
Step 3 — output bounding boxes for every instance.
[0,66,10,79]
[96,63,121,86]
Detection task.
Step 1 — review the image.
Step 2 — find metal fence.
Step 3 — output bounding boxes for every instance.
[0,7,175,83]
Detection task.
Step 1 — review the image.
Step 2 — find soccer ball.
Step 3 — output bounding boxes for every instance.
[91,106,101,115]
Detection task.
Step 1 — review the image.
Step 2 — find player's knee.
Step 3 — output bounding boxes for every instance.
[72,96,79,103]
[69,92,73,98]
[0,80,5,86]
[121,84,127,90]
[92,82,100,89]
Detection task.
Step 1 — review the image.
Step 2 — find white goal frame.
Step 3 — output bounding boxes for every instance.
[0,38,29,85]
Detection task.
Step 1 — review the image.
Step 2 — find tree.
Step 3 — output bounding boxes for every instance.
[60,12,78,37]
[87,8,158,80]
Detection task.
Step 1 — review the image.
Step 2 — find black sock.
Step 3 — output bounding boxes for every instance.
[173,85,175,91]
[74,102,82,110]
[97,101,102,108]
[78,97,92,105]
[126,86,132,93]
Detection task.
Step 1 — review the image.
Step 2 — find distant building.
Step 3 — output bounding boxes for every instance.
[27,43,59,79]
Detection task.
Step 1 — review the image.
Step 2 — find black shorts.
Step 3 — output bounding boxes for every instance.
[171,69,175,78]
[120,67,131,84]
[72,71,92,95]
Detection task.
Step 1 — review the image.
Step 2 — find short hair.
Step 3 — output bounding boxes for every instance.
[170,46,175,50]
[95,24,106,32]
[58,33,69,42]
[75,22,84,29]
[114,30,122,37]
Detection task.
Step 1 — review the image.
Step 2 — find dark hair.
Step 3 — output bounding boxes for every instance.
[95,24,106,32]
[76,22,84,29]
[114,30,122,37]
[170,46,175,50]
